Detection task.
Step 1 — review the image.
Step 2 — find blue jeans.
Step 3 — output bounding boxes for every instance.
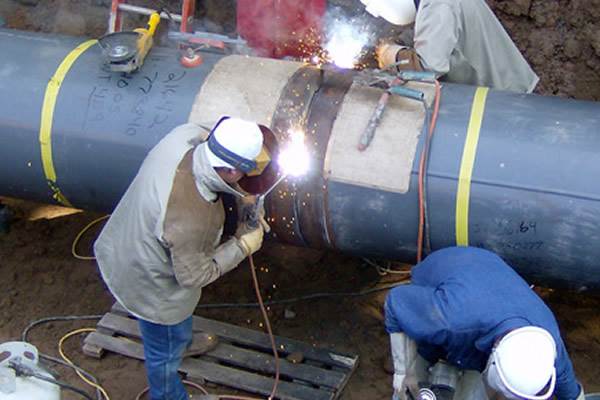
[139,317,193,400]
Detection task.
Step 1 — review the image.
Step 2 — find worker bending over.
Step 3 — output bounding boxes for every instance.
[95,117,267,400]
[361,0,539,93]
[385,247,584,400]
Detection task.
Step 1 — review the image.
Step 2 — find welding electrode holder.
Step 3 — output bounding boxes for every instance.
[240,195,269,232]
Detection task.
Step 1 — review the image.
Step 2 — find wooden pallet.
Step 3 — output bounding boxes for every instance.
[83,303,359,400]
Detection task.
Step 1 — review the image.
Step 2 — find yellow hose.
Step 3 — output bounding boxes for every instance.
[59,328,110,400]
[71,215,109,260]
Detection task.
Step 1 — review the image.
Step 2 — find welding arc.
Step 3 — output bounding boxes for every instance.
[417,80,441,262]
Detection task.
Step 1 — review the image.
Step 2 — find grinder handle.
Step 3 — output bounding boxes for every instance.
[147,12,161,36]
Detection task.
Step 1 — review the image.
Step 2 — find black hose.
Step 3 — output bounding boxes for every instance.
[196,281,409,309]
[21,315,102,342]
[28,371,95,400]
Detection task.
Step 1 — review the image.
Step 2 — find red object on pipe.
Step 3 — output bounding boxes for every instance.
[237,0,326,59]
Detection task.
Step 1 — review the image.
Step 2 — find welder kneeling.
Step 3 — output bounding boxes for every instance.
[385,247,585,400]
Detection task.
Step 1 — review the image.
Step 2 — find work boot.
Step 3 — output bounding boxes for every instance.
[184,333,219,357]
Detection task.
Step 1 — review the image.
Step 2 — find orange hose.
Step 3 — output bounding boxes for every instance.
[417,80,441,262]
[248,254,280,399]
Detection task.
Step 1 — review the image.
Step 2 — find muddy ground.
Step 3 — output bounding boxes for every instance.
[0,1,600,399]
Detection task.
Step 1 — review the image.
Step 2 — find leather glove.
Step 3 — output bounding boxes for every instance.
[236,195,270,235]
[237,225,264,256]
[390,333,418,400]
[377,43,403,69]
[377,43,423,72]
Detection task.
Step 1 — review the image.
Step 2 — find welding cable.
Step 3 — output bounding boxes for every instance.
[248,253,280,400]
[40,354,104,400]
[196,280,409,309]
[72,215,110,260]
[59,328,111,400]
[9,361,95,400]
[416,80,441,262]
[27,371,95,400]
[22,315,105,400]
[362,258,411,276]
[22,315,103,342]
[419,103,433,257]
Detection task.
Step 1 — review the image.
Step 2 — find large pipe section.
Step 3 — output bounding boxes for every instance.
[1,29,600,290]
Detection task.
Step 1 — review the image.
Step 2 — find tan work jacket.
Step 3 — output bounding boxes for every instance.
[94,123,247,325]
[414,0,539,93]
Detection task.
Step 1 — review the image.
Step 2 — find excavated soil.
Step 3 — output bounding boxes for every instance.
[0,1,599,399]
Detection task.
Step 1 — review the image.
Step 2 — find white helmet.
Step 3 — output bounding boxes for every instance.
[205,117,263,173]
[360,0,417,26]
[484,327,557,400]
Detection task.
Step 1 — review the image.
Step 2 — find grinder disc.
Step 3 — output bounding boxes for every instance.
[98,31,141,62]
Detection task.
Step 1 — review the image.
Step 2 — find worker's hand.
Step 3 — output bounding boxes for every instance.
[236,194,270,234]
[395,47,423,71]
[377,42,403,70]
[377,43,423,72]
[237,225,265,256]
[392,375,410,400]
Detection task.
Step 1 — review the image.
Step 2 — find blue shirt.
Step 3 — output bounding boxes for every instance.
[384,247,580,400]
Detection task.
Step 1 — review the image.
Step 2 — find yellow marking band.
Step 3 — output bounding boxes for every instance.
[456,87,489,246]
[40,39,97,207]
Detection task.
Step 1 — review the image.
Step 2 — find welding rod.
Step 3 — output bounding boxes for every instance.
[358,91,390,151]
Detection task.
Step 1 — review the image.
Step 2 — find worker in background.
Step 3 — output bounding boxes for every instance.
[94,117,268,400]
[360,0,539,93]
[385,247,584,400]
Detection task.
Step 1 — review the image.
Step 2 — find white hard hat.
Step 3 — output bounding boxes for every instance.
[484,327,557,400]
[360,0,417,26]
[205,117,264,173]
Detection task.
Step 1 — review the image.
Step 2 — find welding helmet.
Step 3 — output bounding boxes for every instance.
[205,116,270,176]
[360,0,417,26]
[484,327,557,400]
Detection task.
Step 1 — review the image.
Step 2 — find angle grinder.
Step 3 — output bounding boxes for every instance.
[98,12,160,73]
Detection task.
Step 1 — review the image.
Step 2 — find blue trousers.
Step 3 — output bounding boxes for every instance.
[139,317,193,400]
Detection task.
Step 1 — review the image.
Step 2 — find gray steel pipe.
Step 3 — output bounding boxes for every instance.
[1,29,600,290]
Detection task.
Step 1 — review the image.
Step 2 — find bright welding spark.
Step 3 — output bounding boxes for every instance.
[278,129,310,177]
[323,19,371,69]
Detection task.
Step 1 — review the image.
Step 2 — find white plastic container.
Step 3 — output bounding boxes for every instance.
[0,342,61,400]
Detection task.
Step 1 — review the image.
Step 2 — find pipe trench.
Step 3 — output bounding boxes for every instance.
[1,29,600,290]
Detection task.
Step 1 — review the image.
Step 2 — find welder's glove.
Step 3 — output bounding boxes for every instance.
[237,225,264,256]
[236,195,270,234]
[377,43,423,72]
[390,332,418,400]
[377,43,404,69]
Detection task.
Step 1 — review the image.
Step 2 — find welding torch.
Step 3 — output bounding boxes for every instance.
[243,174,287,230]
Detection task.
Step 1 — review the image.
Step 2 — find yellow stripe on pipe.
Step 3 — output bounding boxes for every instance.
[40,39,97,207]
[456,87,489,246]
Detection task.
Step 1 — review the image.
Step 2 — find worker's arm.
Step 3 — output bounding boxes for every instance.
[385,284,449,398]
[384,285,449,346]
[166,235,248,289]
[554,340,584,400]
[413,2,460,76]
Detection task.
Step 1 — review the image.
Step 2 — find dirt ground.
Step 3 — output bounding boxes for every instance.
[0,1,600,399]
